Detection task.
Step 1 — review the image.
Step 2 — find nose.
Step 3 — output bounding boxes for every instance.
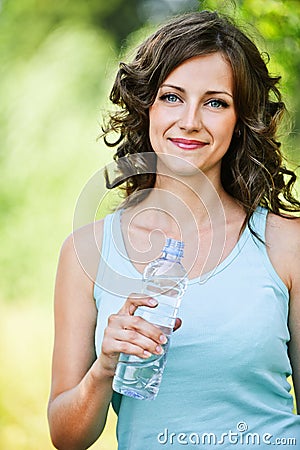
[178,103,201,132]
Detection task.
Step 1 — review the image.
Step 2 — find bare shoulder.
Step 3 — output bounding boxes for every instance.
[265,213,300,291]
[54,219,105,322]
[266,212,300,250]
[61,220,103,280]
[59,219,105,285]
[54,218,105,332]
[49,219,105,398]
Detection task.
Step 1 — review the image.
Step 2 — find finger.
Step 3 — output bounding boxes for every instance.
[115,330,164,357]
[114,327,166,356]
[102,328,165,362]
[118,292,158,316]
[118,343,154,359]
[107,314,167,347]
[102,338,154,360]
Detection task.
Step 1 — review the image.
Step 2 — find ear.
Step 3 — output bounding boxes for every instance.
[234,127,241,138]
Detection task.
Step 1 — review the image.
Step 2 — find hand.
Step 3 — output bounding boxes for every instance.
[98,293,181,377]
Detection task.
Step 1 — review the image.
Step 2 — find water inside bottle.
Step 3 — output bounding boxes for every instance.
[113,330,171,400]
[112,239,187,400]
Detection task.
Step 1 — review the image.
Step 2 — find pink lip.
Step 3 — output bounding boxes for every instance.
[169,138,207,150]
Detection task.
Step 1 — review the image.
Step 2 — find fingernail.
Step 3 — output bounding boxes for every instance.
[148,298,158,306]
[156,345,163,354]
[143,350,151,358]
[160,334,167,344]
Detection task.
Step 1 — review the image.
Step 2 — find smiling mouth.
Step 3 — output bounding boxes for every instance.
[169,138,208,150]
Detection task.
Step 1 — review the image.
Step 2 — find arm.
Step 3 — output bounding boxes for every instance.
[266,214,300,413]
[48,223,113,449]
[48,222,168,449]
[287,222,300,414]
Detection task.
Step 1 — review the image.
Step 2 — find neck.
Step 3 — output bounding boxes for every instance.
[120,166,245,277]
[127,175,232,240]
[152,166,229,225]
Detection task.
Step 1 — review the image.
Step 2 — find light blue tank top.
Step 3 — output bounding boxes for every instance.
[94,207,300,449]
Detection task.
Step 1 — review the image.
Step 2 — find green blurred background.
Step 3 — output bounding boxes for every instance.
[0,0,299,448]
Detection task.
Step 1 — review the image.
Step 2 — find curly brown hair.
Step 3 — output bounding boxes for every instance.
[102,10,300,222]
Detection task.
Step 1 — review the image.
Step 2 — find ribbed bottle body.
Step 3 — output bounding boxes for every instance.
[113,239,187,400]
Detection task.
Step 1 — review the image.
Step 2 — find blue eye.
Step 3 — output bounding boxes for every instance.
[207,99,228,108]
[160,93,180,103]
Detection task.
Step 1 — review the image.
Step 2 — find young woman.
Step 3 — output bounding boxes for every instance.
[48,11,300,449]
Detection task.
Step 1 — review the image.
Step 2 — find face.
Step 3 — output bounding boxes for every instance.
[149,53,237,182]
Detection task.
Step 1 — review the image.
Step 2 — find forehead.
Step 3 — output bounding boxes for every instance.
[162,53,233,91]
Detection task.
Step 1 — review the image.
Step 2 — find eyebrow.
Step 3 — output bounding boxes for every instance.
[160,84,233,98]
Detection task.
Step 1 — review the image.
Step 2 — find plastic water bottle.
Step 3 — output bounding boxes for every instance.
[112,238,188,400]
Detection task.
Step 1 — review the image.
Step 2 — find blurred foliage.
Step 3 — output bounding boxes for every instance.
[0,23,115,303]
[0,0,299,449]
[0,0,142,58]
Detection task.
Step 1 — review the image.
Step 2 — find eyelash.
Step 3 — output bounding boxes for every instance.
[159,93,180,103]
[159,94,229,109]
[206,99,229,109]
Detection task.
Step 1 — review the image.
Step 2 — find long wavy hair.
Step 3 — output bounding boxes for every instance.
[102,10,300,224]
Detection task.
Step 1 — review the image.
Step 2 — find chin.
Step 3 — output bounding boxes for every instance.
[156,153,202,178]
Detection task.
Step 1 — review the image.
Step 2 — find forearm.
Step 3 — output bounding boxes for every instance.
[48,363,114,450]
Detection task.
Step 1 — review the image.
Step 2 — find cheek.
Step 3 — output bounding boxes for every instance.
[148,116,159,152]
[214,114,237,140]
[149,107,157,134]
[149,107,165,145]
[149,105,163,126]
[148,115,156,143]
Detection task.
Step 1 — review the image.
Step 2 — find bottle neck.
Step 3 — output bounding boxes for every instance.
[161,251,182,262]
[161,238,184,262]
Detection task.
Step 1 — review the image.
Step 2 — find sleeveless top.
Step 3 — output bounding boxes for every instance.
[94,207,300,449]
